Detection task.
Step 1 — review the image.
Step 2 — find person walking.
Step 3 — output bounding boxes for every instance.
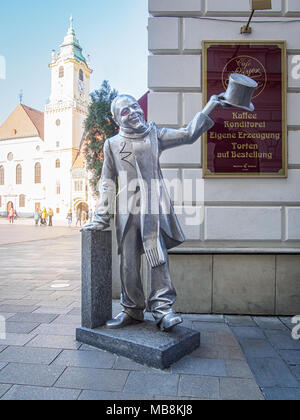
[67,209,72,227]
[8,207,14,224]
[76,208,82,227]
[48,208,53,226]
[41,207,47,226]
[34,210,40,226]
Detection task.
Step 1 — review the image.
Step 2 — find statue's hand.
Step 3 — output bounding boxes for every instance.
[80,222,108,232]
[216,94,232,109]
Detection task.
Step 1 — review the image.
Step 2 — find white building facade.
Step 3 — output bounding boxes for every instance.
[0,18,93,220]
[147,0,300,315]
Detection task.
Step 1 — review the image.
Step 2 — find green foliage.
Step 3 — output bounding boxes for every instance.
[84,80,119,195]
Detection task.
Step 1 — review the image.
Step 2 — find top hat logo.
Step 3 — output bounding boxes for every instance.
[222,55,267,99]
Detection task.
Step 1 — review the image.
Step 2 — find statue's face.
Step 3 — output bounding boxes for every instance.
[114,96,146,132]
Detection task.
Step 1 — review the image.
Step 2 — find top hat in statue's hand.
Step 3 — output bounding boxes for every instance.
[219,74,258,112]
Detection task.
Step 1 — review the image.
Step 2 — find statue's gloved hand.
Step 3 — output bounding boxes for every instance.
[216,94,233,109]
[80,222,109,232]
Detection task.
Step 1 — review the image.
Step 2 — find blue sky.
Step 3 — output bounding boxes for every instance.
[0,0,148,124]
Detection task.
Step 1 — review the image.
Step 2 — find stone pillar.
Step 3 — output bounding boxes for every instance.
[81,230,112,329]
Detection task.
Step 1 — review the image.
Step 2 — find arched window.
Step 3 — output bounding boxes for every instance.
[16,164,22,185]
[79,69,84,81]
[55,159,60,168]
[0,166,4,185]
[59,66,64,78]
[19,194,25,208]
[34,163,41,184]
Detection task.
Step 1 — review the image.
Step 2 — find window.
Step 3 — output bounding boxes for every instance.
[16,164,22,185]
[74,180,83,192]
[0,195,2,207]
[59,66,64,78]
[56,208,60,214]
[7,153,13,161]
[0,166,4,185]
[19,194,25,208]
[55,159,60,168]
[34,162,41,184]
[56,182,61,195]
[79,69,84,81]
[56,141,60,148]
[56,119,61,126]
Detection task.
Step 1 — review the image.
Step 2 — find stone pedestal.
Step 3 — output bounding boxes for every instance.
[76,322,200,370]
[81,230,112,329]
[77,230,200,369]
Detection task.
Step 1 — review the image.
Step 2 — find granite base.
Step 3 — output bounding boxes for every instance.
[76,321,200,369]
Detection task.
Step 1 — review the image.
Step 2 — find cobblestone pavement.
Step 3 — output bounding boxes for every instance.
[0,224,299,400]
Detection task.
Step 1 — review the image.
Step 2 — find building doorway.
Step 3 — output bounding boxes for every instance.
[35,203,41,213]
[7,201,14,214]
[75,202,89,226]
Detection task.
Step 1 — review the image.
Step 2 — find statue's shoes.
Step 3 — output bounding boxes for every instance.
[105,312,143,329]
[158,313,183,332]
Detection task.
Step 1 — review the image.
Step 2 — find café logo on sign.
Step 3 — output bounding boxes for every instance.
[222,55,267,98]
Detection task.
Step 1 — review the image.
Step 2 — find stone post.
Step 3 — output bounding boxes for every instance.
[81,230,112,329]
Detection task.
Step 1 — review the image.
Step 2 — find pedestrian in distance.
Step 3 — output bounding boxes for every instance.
[48,208,54,226]
[67,209,72,227]
[34,210,40,226]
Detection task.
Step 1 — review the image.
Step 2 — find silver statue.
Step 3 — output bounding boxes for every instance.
[82,74,257,331]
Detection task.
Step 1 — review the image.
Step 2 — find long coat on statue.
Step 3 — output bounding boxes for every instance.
[94,112,214,256]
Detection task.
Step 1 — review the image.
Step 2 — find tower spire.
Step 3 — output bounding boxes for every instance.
[69,14,73,30]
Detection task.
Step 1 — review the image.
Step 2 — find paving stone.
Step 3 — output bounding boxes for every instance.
[1,385,81,400]
[78,390,155,400]
[32,307,71,315]
[7,313,58,324]
[225,316,256,327]
[171,356,227,377]
[231,327,266,340]
[52,315,81,325]
[124,371,179,396]
[0,384,12,398]
[0,333,37,347]
[248,358,300,388]
[0,305,38,313]
[5,322,40,334]
[225,361,255,379]
[0,363,66,387]
[0,313,15,320]
[0,362,7,371]
[264,330,300,350]
[238,339,279,358]
[53,349,116,369]
[191,322,231,333]
[262,387,300,401]
[191,345,245,361]
[25,335,80,350]
[0,346,61,365]
[31,323,78,337]
[220,378,264,400]
[178,375,220,399]
[279,350,300,365]
[253,317,288,331]
[279,317,294,331]
[290,365,300,380]
[183,314,225,323]
[54,366,129,392]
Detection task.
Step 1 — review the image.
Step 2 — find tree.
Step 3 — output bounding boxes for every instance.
[84,80,119,195]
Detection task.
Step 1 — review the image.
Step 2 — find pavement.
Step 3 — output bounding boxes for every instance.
[0,220,299,400]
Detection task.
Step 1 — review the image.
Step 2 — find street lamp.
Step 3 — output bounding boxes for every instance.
[241,0,272,34]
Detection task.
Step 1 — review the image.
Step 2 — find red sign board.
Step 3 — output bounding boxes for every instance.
[203,41,287,178]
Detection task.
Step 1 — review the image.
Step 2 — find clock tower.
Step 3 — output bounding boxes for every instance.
[44,16,92,217]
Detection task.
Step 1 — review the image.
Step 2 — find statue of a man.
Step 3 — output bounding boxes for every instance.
[82,94,226,331]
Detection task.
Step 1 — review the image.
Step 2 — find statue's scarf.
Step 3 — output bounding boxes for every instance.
[119,124,166,268]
